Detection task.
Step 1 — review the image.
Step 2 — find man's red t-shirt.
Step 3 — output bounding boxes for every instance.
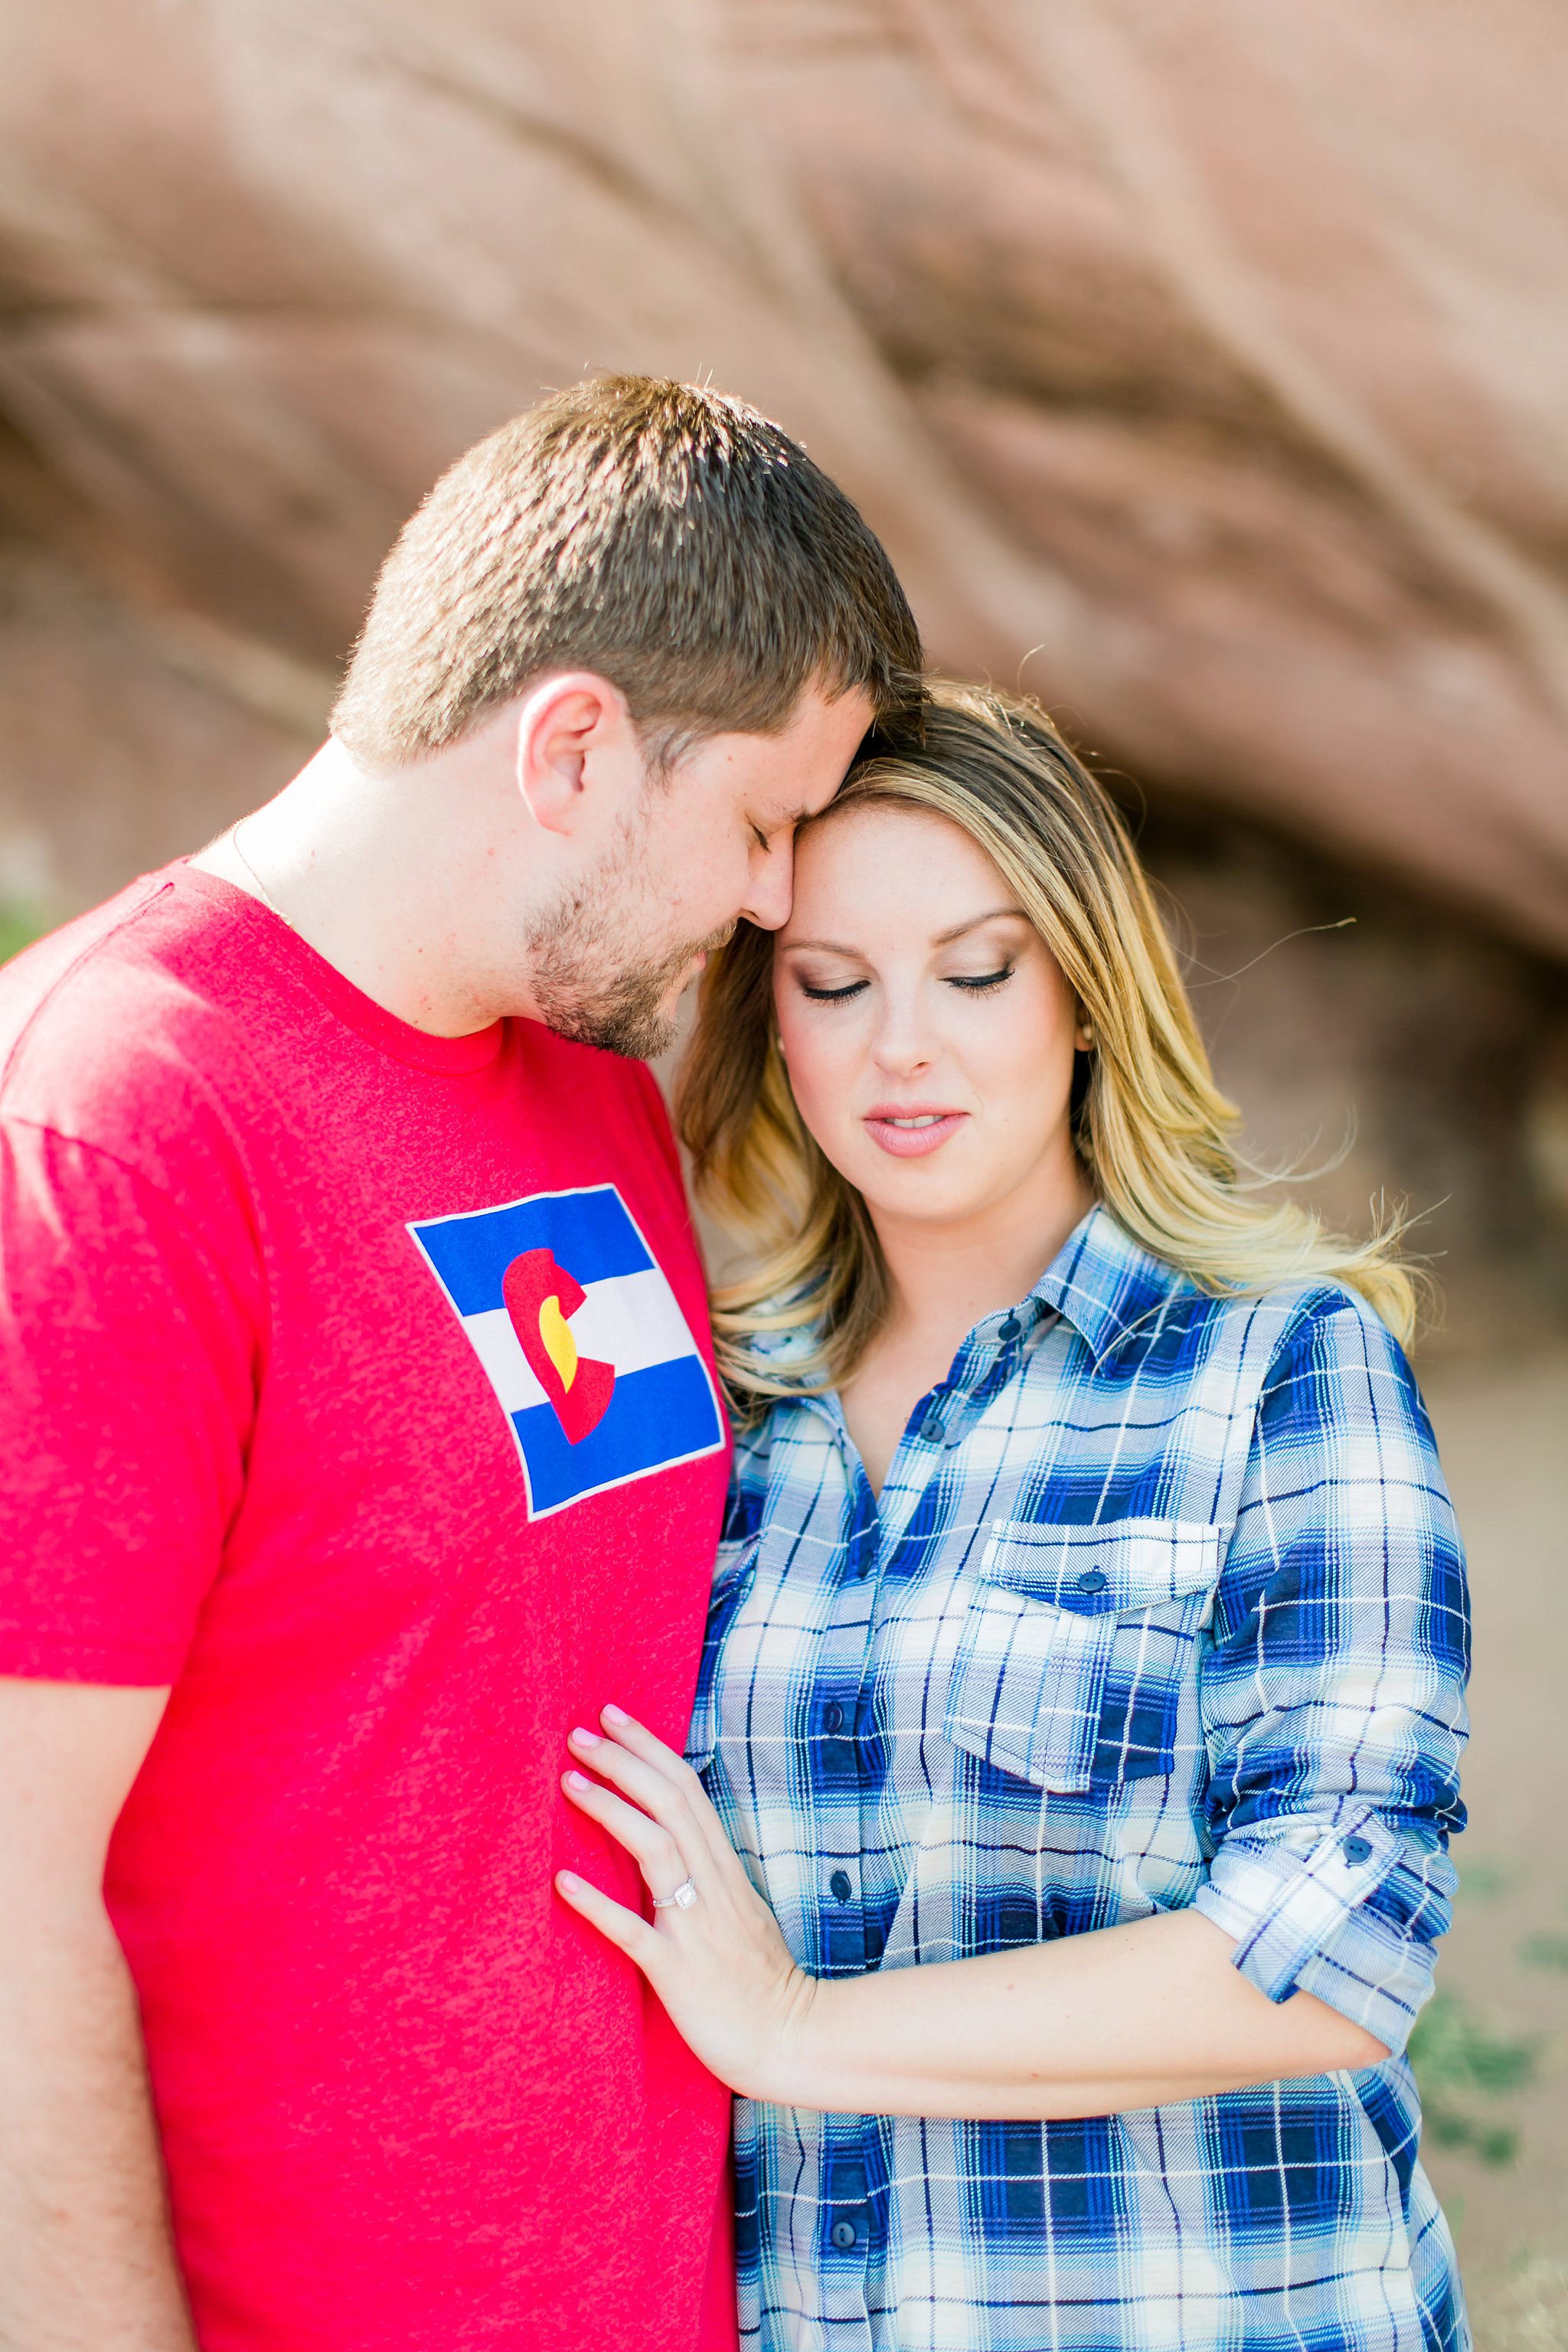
[0,867,736,2351]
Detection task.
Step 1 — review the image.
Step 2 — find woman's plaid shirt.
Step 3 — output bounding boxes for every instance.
[688,1209,1470,2352]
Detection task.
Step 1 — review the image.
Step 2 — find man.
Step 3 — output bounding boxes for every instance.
[0,374,920,2351]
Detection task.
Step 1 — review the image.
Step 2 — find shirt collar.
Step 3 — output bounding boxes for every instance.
[1024,1204,1189,1369]
[760,1203,1189,1432]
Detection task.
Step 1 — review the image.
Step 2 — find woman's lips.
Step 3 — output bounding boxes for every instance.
[863,1107,969,1158]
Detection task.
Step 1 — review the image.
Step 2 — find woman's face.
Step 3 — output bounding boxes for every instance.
[773,802,1089,1233]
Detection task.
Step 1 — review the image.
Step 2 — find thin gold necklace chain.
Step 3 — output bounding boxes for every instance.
[228,821,293,929]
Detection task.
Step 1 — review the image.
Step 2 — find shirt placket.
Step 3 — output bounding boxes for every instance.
[809,1450,881,2339]
[813,1459,880,1978]
[815,1386,975,2331]
[798,1308,1054,2342]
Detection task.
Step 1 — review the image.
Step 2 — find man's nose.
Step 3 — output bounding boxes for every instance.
[739,836,795,932]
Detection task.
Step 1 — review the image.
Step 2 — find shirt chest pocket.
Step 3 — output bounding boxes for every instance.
[942,1518,1223,1793]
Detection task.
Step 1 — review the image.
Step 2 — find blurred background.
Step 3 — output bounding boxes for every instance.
[0,3,1563,2336]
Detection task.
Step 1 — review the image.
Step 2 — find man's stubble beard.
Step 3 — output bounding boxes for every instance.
[524,814,733,1060]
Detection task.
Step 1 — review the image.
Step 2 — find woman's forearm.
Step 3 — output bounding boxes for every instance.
[555,1711,1390,2122]
[779,1907,1388,2120]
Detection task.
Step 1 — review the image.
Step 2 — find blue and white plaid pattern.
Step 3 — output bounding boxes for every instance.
[689,1208,1470,2352]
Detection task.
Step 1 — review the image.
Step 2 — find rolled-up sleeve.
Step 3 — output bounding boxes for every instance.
[1191,1297,1469,2055]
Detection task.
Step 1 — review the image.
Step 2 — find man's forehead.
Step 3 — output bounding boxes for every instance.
[756,782,827,824]
[688,682,872,809]
[765,686,876,799]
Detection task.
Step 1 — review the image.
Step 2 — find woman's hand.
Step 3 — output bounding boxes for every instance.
[555,1710,1389,2124]
[555,1706,819,2103]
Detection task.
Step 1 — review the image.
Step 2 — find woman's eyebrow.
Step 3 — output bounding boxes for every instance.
[933,907,1027,946]
[782,909,1026,956]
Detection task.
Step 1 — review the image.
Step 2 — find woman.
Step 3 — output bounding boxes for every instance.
[556,683,1469,2352]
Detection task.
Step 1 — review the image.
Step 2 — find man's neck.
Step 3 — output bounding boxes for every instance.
[191,737,534,1037]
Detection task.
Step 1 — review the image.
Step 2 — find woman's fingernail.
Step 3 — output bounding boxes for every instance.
[602,1703,630,1724]
[564,1769,592,1791]
[570,1725,601,1747]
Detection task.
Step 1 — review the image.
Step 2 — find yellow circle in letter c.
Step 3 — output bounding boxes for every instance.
[537,1294,580,1391]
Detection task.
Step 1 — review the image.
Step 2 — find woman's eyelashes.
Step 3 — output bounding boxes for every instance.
[794,962,1017,1004]
[946,964,1015,994]
[798,975,869,1002]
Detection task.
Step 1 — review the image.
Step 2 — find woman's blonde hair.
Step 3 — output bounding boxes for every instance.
[677,679,1416,1410]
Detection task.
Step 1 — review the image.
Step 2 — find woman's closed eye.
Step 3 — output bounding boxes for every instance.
[946,965,1014,994]
[795,962,1015,1003]
[797,975,870,1002]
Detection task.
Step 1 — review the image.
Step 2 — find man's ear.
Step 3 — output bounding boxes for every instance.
[513,672,638,839]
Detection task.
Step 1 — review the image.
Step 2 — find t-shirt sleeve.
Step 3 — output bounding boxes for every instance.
[0,1117,261,1684]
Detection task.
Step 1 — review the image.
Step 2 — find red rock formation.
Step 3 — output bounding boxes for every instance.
[0,0,1565,948]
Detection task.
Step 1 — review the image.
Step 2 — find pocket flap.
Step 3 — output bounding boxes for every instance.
[976,1517,1223,1615]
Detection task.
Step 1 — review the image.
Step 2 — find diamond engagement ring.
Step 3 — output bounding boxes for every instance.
[652,1877,698,1911]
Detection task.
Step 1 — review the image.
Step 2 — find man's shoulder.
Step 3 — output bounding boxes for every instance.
[0,867,263,1159]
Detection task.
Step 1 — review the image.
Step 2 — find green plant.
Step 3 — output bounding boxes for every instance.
[0,901,44,964]
[1410,1988,1540,2168]
[1468,2256,1568,2352]
[1517,1930,1568,1973]
[1454,1857,1520,1905]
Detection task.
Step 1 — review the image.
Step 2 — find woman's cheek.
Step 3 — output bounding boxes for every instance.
[794,1070,846,1159]
[786,1044,858,1167]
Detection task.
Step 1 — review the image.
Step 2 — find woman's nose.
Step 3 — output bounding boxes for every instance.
[870,992,936,1076]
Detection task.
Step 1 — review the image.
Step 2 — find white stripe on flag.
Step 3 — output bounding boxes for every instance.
[460,1266,704,1415]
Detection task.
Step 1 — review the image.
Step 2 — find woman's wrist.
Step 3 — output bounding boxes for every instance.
[743,1962,838,2109]
[754,1968,925,2115]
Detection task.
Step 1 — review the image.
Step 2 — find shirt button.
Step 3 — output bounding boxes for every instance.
[919,1412,946,1442]
[830,2220,858,2250]
[998,1315,1021,1341]
[1343,1835,1374,1867]
[828,1869,854,1902]
[823,1701,845,1734]
[1074,1569,1108,1595]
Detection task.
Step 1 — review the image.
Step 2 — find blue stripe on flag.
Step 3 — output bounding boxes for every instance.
[413,1184,653,1315]
[511,1355,723,1515]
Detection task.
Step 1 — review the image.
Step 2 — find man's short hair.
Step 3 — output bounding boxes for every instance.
[331,374,923,769]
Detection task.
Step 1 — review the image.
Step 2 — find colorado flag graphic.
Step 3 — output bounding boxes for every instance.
[410,1183,725,1518]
